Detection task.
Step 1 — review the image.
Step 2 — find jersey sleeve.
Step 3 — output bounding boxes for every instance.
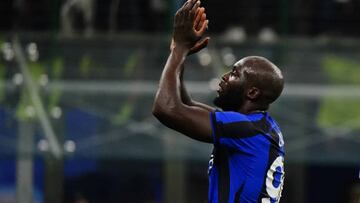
[210,111,266,149]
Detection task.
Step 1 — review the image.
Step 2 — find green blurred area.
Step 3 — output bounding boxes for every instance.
[318,56,360,130]
[0,35,358,164]
[16,62,44,121]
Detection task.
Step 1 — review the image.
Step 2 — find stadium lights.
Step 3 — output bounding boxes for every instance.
[209,78,220,91]
[51,107,62,119]
[13,37,62,159]
[26,42,39,62]
[1,42,14,61]
[221,47,236,66]
[12,73,24,86]
[198,49,212,66]
[258,27,278,43]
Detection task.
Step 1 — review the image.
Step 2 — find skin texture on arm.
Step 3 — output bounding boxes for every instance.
[179,64,215,112]
[176,5,215,112]
[152,0,213,143]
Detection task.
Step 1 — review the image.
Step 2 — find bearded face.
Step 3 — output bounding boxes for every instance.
[213,56,284,112]
[213,67,247,111]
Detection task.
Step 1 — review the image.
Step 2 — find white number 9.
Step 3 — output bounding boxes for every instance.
[262,156,285,203]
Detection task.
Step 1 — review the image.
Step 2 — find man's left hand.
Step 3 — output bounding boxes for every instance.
[172,0,209,53]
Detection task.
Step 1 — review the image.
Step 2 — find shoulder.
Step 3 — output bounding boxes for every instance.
[212,111,264,124]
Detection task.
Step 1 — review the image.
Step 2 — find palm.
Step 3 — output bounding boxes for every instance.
[171,1,210,55]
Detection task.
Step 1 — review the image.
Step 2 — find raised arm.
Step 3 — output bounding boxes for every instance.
[176,6,215,112]
[152,0,213,143]
[179,64,215,112]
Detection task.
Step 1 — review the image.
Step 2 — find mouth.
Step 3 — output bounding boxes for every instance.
[217,82,225,94]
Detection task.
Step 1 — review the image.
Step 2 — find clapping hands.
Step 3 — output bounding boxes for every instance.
[171,0,210,55]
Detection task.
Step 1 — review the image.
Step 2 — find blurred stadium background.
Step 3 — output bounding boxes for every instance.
[0,0,359,203]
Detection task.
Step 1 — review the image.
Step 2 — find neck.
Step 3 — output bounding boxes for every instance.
[237,101,268,114]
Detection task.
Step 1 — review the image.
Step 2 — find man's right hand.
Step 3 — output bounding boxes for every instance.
[189,6,210,55]
[172,0,209,54]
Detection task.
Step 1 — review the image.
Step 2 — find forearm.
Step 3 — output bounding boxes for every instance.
[153,46,189,113]
[180,64,216,112]
[180,64,193,105]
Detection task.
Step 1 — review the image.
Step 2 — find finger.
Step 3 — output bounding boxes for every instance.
[182,0,192,22]
[194,7,205,30]
[195,37,210,50]
[178,0,190,18]
[175,1,186,18]
[201,11,207,22]
[196,11,206,30]
[178,0,192,23]
[195,19,209,36]
[184,0,196,11]
[181,0,190,9]
[189,1,201,20]
[190,0,199,8]
[188,37,210,55]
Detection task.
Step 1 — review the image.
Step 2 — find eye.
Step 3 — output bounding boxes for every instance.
[230,70,238,76]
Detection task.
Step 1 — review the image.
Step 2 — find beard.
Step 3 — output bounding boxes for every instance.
[213,89,245,111]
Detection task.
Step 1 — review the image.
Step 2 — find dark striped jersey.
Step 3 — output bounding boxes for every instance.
[208,111,285,203]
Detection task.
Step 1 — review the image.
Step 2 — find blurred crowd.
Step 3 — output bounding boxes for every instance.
[0,0,360,37]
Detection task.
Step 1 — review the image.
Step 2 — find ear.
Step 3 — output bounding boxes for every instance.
[247,87,261,100]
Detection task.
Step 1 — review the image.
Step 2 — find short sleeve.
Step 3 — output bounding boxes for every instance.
[210,111,266,149]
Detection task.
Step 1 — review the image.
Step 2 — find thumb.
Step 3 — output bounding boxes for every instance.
[188,37,210,55]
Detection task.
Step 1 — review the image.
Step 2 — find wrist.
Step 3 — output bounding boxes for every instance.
[171,43,191,55]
